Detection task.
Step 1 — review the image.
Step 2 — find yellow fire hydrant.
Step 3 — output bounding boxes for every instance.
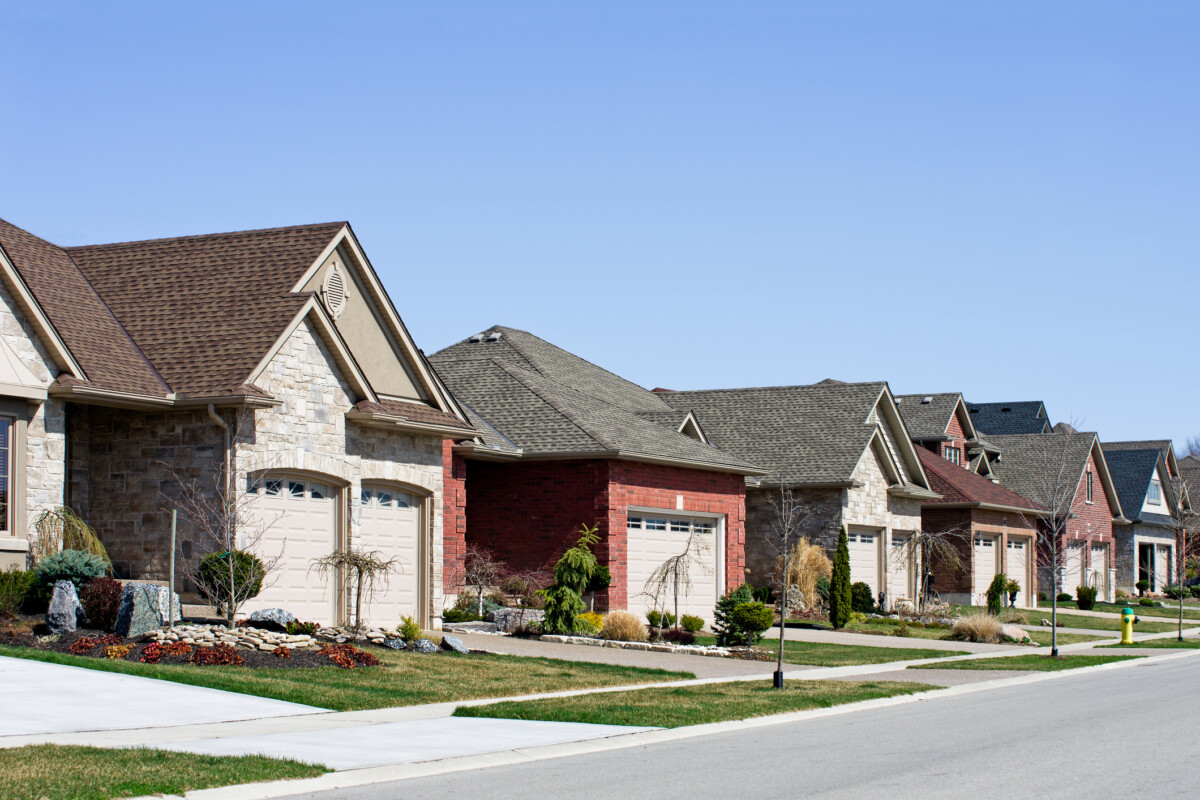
[1121,607,1135,644]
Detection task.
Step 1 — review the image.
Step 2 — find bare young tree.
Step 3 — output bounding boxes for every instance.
[310,547,401,631]
[1180,434,1200,460]
[760,482,828,688]
[459,544,506,617]
[162,406,282,628]
[641,529,711,640]
[1167,472,1199,641]
[889,524,973,616]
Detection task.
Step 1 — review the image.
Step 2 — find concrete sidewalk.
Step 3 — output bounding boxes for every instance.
[760,625,1009,653]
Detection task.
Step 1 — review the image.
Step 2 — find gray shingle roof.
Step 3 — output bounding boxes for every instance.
[655,382,899,486]
[984,432,1116,514]
[967,401,1051,435]
[1181,456,1200,532]
[430,349,760,473]
[1104,448,1163,524]
[895,393,961,440]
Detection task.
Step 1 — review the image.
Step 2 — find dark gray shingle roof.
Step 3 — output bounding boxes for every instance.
[895,393,960,440]
[1104,449,1163,524]
[967,400,1051,435]
[984,432,1113,514]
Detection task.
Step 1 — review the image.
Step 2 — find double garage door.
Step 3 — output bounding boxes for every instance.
[626,513,720,625]
[240,477,422,626]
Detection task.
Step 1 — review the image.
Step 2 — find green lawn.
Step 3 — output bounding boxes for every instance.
[955,605,1178,633]
[910,654,1142,672]
[0,745,327,800]
[1023,630,1110,646]
[1053,600,1200,621]
[1096,637,1200,649]
[0,645,690,711]
[454,679,930,728]
[695,636,967,666]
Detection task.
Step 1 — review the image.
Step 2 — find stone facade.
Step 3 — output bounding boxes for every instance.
[1113,523,1175,593]
[744,486,841,584]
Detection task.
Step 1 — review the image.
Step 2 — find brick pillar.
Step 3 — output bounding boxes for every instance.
[442,440,467,592]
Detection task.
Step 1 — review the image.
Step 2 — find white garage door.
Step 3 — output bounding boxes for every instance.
[886,533,915,609]
[1091,544,1110,602]
[1060,542,1085,597]
[973,536,998,604]
[241,477,338,625]
[356,485,422,628]
[626,514,720,626]
[1006,538,1030,608]
[847,529,880,601]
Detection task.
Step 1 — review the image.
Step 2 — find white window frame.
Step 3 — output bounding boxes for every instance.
[1147,479,1161,505]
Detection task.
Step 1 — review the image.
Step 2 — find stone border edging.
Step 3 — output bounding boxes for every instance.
[537,634,731,658]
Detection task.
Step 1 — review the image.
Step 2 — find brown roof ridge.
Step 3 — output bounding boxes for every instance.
[62,221,348,252]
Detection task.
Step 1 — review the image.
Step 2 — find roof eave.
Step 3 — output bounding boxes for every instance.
[48,384,174,410]
[921,500,1047,517]
[514,448,768,476]
[345,409,477,439]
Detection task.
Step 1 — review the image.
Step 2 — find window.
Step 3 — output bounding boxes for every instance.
[944,446,961,465]
[1086,471,1094,503]
[645,518,667,531]
[395,493,413,508]
[627,516,643,529]
[287,481,305,499]
[265,479,282,497]
[693,520,714,535]
[670,519,690,533]
[1147,479,1161,505]
[309,483,327,501]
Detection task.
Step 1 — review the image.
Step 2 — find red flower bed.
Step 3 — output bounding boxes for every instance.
[68,634,124,655]
[317,643,380,669]
[272,645,291,659]
[139,640,194,664]
[188,643,245,666]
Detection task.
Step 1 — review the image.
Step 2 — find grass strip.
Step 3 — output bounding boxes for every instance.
[954,606,1179,633]
[1095,638,1200,649]
[1023,630,1110,646]
[0,744,326,800]
[693,636,968,666]
[454,679,929,728]
[1047,601,1200,621]
[0,645,690,711]
[909,654,1142,672]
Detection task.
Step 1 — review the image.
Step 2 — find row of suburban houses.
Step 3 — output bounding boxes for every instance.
[0,216,1191,627]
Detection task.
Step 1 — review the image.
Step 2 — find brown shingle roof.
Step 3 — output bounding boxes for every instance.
[917,448,1042,513]
[66,222,345,396]
[0,218,169,396]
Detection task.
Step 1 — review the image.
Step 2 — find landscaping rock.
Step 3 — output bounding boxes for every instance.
[413,638,438,653]
[1001,624,1031,642]
[486,608,545,632]
[247,608,296,632]
[441,621,499,634]
[114,582,182,639]
[441,635,469,654]
[46,581,84,634]
[381,637,408,650]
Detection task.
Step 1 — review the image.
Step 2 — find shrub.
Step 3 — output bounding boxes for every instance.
[951,612,1003,643]
[1191,585,1200,599]
[397,615,423,643]
[585,565,611,597]
[0,567,32,618]
[1038,591,1047,601]
[751,585,774,605]
[285,620,319,636]
[848,610,868,625]
[829,529,852,629]
[891,620,911,637]
[815,577,832,609]
[1136,579,1149,595]
[575,611,603,635]
[850,581,875,615]
[680,614,704,633]
[1115,589,1128,600]
[1139,597,1155,607]
[196,550,264,608]
[646,610,676,628]
[1056,592,1072,602]
[1076,585,1097,611]
[986,573,1009,616]
[1164,585,1184,600]
[32,549,107,600]
[713,584,754,646]
[189,643,245,666]
[778,537,833,611]
[442,608,481,624]
[661,628,695,645]
[540,525,600,635]
[728,601,774,646]
[80,577,123,632]
[599,610,647,642]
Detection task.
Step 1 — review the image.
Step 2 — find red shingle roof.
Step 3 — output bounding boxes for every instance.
[917,447,1042,512]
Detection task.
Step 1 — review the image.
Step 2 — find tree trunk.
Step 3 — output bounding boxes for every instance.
[355,570,364,631]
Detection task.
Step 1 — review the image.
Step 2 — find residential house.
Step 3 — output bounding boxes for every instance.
[430,327,763,622]
[984,432,1125,602]
[655,382,939,609]
[1104,440,1187,594]
[895,392,1000,478]
[967,400,1053,436]
[0,217,475,627]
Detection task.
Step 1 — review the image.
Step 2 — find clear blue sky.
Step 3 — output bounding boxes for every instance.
[4,2,1197,445]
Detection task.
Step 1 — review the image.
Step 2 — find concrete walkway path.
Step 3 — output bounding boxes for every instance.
[0,655,320,737]
[760,626,1009,653]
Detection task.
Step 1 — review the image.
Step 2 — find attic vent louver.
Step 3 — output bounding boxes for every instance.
[469,334,485,343]
[1001,407,1012,413]
[322,262,348,320]
[486,331,503,342]
[922,396,932,404]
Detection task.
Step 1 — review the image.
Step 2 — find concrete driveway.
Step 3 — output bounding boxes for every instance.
[0,655,321,738]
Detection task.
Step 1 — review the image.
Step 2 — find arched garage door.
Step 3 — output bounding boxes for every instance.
[241,476,339,625]
[356,485,423,628]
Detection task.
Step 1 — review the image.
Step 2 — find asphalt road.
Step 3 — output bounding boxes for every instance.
[293,655,1199,799]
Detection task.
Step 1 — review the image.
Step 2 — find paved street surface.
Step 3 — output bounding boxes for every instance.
[291,656,1199,800]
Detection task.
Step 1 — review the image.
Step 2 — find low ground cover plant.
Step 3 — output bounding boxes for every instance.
[190,644,245,667]
[318,643,380,669]
[285,620,319,636]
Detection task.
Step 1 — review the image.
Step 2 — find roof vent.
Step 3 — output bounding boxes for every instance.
[922,396,933,404]
[1001,407,1011,413]
[486,331,503,342]
[322,262,348,320]
[469,334,485,343]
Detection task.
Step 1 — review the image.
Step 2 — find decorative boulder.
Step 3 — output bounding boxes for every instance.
[413,638,438,653]
[1000,624,1031,643]
[247,608,296,632]
[486,608,545,633]
[441,635,469,654]
[114,582,183,639]
[46,580,84,634]
[381,637,408,650]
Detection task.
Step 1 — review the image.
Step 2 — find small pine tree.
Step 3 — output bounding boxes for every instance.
[829,528,852,629]
[986,573,1008,616]
[540,525,600,634]
[713,583,754,646]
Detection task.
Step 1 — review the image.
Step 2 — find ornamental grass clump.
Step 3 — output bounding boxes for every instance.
[599,610,647,642]
[951,612,1003,644]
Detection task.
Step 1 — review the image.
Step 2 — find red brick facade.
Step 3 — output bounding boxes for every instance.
[441,440,468,591]
[1066,449,1116,572]
[943,412,968,466]
[446,457,746,611]
[920,506,1040,602]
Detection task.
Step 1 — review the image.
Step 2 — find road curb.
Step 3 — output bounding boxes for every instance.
[127,648,1200,800]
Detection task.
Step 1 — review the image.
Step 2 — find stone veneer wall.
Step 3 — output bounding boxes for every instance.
[743,486,841,585]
